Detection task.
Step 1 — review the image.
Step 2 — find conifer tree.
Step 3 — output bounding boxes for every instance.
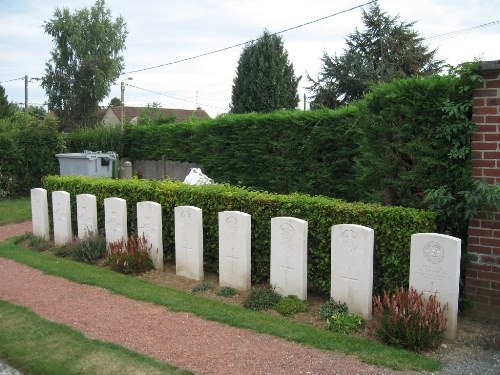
[231,30,300,114]
[308,2,443,109]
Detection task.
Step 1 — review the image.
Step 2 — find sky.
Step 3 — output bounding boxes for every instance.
[1,0,499,118]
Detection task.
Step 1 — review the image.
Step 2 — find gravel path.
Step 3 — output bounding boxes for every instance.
[0,221,498,374]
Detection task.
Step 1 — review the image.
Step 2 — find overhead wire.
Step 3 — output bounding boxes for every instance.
[425,20,499,41]
[125,83,229,111]
[122,1,376,75]
[0,76,25,84]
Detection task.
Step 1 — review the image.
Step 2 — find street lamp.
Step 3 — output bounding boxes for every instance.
[120,77,133,126]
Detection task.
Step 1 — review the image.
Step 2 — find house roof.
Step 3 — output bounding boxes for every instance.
[107,106,211,123]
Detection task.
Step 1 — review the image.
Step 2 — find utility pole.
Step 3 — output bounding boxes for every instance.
[24,75,28,114]
[120,81,125,126]
[303,93,306,111]
[120,77,133,127]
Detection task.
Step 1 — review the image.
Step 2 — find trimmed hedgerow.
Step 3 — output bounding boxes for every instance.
[123,108,361,202]
[42,175,436,294]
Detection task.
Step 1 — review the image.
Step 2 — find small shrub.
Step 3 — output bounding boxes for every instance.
[274,295,309,316]
[23,233,52,252]
[108,235,154,275]
[216,286,236,297]
[243,286,282,311]
[327,312,363,334]
[68,231,107,264]
[319,298,348,320]
[192,283,213,293]
[372,287,448,351]
[52,244,73,258]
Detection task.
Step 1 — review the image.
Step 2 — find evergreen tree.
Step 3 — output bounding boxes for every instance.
[0,85,16,120]
[230,30,300,114]
[308,2,443,109]
[41,0,127,130]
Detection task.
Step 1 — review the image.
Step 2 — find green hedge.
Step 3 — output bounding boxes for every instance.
[0,113,65,198]
[65,125,124,156]
[42,175,436,294]
[123,108,361,202]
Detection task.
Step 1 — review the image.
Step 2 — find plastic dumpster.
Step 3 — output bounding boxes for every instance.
[56,150,117,178]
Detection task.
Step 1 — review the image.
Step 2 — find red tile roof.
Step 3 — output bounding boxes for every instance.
[108,106,210,123]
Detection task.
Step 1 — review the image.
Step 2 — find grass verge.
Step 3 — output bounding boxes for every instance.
[0,299,191,375]
[0,198,31,225]
[0,238,441,372]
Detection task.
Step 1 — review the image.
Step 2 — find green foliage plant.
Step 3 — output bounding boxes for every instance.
[230,29,300,114]
[192,283,213,293]
[42,175,436,294]
[216,286,237,297]
[65,125,124,156]
[372,287,447,351]
[243,286,282,311]
[308,3,443,109]
[41,0,128,130]
[22,233,52,252]
[274,295,309,316]
[319,298,348,320]
[0,85,17,120]
[0,113,65,197]
[107,235,153,275]
[67,231,107,263]
[327,312,363,334]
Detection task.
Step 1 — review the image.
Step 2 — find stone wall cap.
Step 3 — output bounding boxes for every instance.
[476,60,500,72]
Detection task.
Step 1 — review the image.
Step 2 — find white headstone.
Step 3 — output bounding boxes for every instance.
[410,233,461,340]
[331,224,374,319]
[270,217,308,300]
[76,194,98,238]
[104,197,128,249]
[218,211,251,291]
[30,188,49,240]
[52,191,72,246]
[175,206,203,281]
[137,201,163,270]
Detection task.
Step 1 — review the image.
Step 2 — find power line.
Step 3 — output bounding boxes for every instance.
[0,76,24,84]
[122,1,375,75]
[425,20,499,41]
[126,83,229,111]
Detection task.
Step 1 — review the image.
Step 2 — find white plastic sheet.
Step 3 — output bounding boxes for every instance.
[183,168,214,185]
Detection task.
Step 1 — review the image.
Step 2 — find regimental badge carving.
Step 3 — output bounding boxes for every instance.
[180,209,191,227]
[107,211,121,233]
[226,215,238,234]
[341,229,358,251]
[423,241,445,264]
[279,223,294,242]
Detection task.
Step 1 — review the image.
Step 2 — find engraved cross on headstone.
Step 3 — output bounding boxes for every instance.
[226,247,239,274]
[423,281,438,299]
[279,252,294,285]
[341,275,358,305]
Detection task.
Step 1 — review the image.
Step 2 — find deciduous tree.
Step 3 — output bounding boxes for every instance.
[41,0,127,130]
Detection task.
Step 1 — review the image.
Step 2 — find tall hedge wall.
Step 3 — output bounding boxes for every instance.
[43,175,436,294]
[123,108,361,202]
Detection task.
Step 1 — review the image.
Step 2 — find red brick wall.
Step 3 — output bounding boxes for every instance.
[465,60,500,313]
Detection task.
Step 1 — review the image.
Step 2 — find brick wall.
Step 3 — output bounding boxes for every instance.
[465,60,500,314]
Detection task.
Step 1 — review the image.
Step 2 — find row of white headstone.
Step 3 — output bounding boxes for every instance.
[31,187,461,339]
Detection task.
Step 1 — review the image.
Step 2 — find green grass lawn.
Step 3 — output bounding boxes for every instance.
[0,198,31,226]
[0,299,191,375]
[0,237,442,373]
